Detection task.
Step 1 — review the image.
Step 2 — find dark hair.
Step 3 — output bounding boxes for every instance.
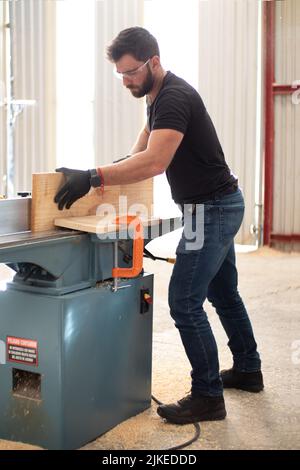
[106,27,160,63]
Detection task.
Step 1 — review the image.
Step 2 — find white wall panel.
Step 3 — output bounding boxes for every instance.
[274,96,300,243]
[0,1,7,195]
[198,0,260,244]
[273,0,300,252]
[94,0,144,166]
[10,0,56,194]
[275,0,300,84]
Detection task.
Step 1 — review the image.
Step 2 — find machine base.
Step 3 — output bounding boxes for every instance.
[0,274,153,449]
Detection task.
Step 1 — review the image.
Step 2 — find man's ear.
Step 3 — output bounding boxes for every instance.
[151,55,161,70]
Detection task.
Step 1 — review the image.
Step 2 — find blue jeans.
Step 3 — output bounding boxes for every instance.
[169,188,261,397]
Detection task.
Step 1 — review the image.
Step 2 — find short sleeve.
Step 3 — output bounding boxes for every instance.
[151,89,191,134]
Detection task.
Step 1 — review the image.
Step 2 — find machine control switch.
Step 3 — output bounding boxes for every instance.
[140,288,153,314]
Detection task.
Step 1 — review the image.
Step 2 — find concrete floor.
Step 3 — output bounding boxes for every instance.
[0,232,300,450]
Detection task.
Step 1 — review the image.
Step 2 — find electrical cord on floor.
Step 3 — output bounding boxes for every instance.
[147,253,200,449]
[151,395,201,451]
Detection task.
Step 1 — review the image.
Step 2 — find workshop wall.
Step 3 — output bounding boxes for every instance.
[0,2,6,196]
[10,0,56,194]
[273,0,300,252]
[198,0,261,245]
[94,0,144,166]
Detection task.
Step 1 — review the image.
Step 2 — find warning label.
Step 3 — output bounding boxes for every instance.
[7,336,38,366]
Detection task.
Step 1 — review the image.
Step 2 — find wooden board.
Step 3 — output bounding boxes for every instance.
[54,215,160,234]
[31,173,153,232]
[54,216,118,234]
[121,179,153,215]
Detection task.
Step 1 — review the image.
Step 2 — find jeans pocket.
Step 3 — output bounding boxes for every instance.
[220,205,245,242]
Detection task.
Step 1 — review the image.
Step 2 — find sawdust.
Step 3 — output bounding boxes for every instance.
[0,439,42,450]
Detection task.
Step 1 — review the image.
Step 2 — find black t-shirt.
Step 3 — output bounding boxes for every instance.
[147,71,237,204]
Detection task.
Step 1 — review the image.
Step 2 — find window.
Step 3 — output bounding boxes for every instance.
[56,0,95,169]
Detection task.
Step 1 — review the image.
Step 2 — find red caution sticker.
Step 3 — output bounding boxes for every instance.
[7,336,38,367]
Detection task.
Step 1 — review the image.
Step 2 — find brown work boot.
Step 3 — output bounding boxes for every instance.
[157,394,226,424]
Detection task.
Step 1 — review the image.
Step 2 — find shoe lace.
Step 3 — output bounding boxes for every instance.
[177,391,193,405]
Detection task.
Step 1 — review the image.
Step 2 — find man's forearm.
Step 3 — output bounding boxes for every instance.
[99,149,162,186]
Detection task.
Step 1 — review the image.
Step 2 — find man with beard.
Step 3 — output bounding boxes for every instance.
[54,27,263,424]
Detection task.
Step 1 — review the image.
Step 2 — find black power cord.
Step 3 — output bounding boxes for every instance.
[151,395,201,450]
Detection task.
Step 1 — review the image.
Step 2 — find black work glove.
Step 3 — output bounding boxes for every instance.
[54,167,91,210]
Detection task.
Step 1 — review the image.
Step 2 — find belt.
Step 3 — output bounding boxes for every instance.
[214,183,238,199]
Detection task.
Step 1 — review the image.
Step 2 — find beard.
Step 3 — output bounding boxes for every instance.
[127,65,154,98]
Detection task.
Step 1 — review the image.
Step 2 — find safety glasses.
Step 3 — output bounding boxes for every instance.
[114,59,151,79]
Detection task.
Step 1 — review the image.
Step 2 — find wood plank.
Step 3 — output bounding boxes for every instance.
[54,216,118,234]
[54,215,160,235]
[31,173,153,232]
[121,178,153,218]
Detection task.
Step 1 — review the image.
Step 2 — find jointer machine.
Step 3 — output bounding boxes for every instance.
[0,194,179,449]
